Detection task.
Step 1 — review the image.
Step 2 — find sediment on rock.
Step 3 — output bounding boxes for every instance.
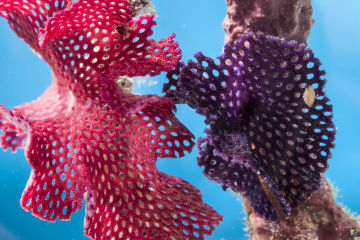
[223,0,314,45]
[245,178,360,240]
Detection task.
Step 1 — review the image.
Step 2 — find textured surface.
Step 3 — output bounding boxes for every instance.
[223,0,314,45]
[221,1,360,239]
[197,129,278,221]
[129,0,156,16]
[0,0,222,239]
[245,178,360,240]
[164,32,336,222]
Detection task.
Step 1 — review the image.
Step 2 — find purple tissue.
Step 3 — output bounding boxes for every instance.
[163,32,336,222]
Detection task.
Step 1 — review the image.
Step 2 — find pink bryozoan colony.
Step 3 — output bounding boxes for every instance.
[1,0,359,240]
[0,0,222,239]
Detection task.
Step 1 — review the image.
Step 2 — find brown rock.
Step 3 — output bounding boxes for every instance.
[223,0,314,45]
[245,178,360,240]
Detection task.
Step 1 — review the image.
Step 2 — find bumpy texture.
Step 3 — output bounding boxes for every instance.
[0,0,222,239]
[129,0,156,16]
[245,177,360,240]
[223,0,314,45]
[164,32,336,222]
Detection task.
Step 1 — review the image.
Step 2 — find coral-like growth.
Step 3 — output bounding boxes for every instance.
[223,0,314,45]
[0,0,222,239]
[164,32,336,222]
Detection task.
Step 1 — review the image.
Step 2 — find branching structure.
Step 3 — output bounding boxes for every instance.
[0,0,222,239]
[0,0,358,239]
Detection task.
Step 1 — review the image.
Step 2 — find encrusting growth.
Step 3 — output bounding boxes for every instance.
[245,176,360,240]
[129,0,157,16]
[223,0,314,45]
[0,0,222,239]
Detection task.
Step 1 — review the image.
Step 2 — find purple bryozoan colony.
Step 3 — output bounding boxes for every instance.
[164,31,336,223]
[220,0,360,239]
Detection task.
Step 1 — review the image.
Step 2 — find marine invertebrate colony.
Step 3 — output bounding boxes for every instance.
[164,32,336,222]
[0,0,222,239]
[221,1,360,239]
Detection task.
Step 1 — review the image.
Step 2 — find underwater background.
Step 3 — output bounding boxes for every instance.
[0,0,359,239]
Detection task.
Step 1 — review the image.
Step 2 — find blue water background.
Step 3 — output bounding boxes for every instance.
[0,1,359,239]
